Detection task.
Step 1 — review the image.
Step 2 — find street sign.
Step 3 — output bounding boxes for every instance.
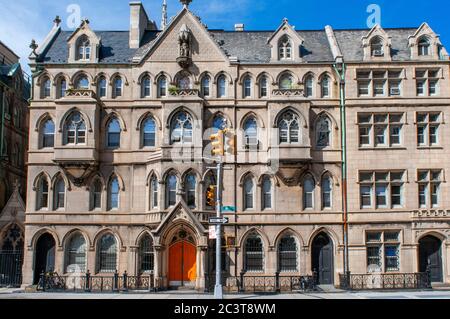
[222,206,236,212]
[208,226,217,239]
[209,217,229,225]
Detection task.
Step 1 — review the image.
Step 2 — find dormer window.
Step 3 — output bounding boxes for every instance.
[371,37,384,57]
[279,36,292,60]
[418,37,431,56]
[77,35,91,61]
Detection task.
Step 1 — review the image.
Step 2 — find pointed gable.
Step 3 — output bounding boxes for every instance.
[361,24,392,61]
[135,8,229,64]
[0,183,25,228]
[67,19,101,63]
[268,18,305,62]
[408,22,449,60]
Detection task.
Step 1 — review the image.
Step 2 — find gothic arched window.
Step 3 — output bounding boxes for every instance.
[316,115,332,148]
[57,78,67,99]
[212,115,227,133]
[36,176,49,210]
[178,76,191,90]
[65,233,86,273]
[278,235,298,272]
[243,117,258,148]
[243,76,252,98]
[108,176,120,210]
[170,111,193,144]
[142,117,156,148]
[41,119,55,148]
[279,74,294,90]
[278,111,300,144]
[370,36,384,57]
[106,118,121,149]
[217,75,227,98]
[321,75,330,98]
[303,176,315,210]
[97,234,117,273]
[141,75,151,98]
[259,76,268,98]
[244,234,264,272]
[157,76,167,97]
[321,176,332,209]
[149,175,158,210]
[64,112,86,145]
[418,37,431,56]
[166,174,177,208]
[201,75,211,97]
[97,76,107,98]
[113,77,123,98]
[53,177,65,209]
[139,234,154,273]
[42,77,51,98]
[305,75,314,97]
[243,176,254,210]
[262,176,272,210]
[279,35,292,60]
[184,173,196,209]
[76,76,89,89]
[90,179,102,210]
[77,35,91,61]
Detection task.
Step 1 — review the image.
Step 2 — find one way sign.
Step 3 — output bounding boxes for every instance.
[209,217,229,225]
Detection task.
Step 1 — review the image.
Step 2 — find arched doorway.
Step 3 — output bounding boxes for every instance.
[419,235,443,283]
[33,233,56,284]
[311,232,334,285]
[168,228,196,288]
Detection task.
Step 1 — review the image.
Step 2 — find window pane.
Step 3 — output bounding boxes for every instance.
[245,236,263,272]
[385,245,399,272]
[278,236,297,272]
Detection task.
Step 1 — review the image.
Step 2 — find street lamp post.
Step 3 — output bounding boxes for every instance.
[214,159,224,299]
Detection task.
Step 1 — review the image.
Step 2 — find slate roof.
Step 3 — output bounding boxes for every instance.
[333,28,417,62]
[39,26,430,65]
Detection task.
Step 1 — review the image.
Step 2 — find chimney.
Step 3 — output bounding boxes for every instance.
[129,1,152,48]
[234,23,244,32]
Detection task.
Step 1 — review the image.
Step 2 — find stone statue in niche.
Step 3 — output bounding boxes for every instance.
[177,24,192,68]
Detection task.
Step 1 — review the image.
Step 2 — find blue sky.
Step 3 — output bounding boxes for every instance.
[1,0,450,73]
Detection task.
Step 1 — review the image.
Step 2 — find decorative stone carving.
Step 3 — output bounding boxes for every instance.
[177,24,192,68]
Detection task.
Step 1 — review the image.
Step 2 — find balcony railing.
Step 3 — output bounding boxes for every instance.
[64,89,96,99]
[169,89,199,97]
[339,272,431,290]
[272,89,305,97]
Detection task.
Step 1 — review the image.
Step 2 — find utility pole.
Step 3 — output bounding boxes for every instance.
[214,159,223,299]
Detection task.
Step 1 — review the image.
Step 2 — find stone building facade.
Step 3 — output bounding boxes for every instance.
[23,1,450,289]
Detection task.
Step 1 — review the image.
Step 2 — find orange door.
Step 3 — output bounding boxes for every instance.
[168,241,197,284]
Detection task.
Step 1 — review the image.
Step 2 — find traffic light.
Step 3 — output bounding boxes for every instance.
[206,185,216,207]
[210,130,224,156]
[225,129,237,156]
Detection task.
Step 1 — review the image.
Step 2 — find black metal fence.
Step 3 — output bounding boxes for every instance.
[38,271,155,292]
[205,272,317,293]
[339,272,432,290]
[0,250,23,287]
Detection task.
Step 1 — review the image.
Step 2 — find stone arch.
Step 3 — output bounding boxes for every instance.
[106,172,125,191]
[238,227,270,251]
[93,72,110,85]
[159,221,201,247]
[136,111,162,131]
[307,227,340,250]
[238,72,255,84]
[102,111,127,132]
[109,72,129,86]
[29,228,61,249]
[61,228,92,249]
[320,170,339,186]
[92,228,124,251]
[240,111,265,129]
[53,72,70,85]
[213,71,233,85]
[174,70,196,87]
[135,228,155,246]
[58,107,93,133]
[273,106,307,129]
[273,227,304,249]
[166,106,198,129]
[238,171,257,187]
[256,72,275,85]
[154,71,172,85]
[302,71,316,83]
[416,231,447,245]
[318,71,336,85]
[314,111,338,130]
[257,173,280,187]
[202,169,216,183]
[181,168,202,184]
[299,171,318,187]
[162,168,182,183]
[199,71,213,83]
[70,70,93,87]
[86,172,106,191]
[146,169,162,186]
[276,70,299,86]
[137,71,154,84]
[37,72,53,86]
[51,171,71,191]
[206,111,233,129]
[32,172,52,191]
[34,112,55,132]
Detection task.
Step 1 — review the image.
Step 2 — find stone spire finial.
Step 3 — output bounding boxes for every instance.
[180,0,192,8]
[161,0,168,31]
[53,15,62,26]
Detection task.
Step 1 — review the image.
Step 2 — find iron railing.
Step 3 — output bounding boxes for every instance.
[0,250,23,287]
[205,272,317,293]
[339,272,432,290]
[38,271,155,293]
